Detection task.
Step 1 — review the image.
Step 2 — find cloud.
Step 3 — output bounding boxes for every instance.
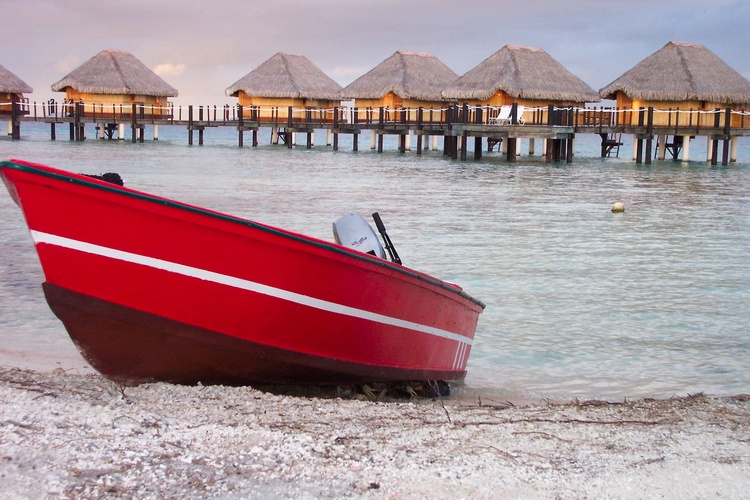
[153,63,187,77]
[55,56,80,74]
[330,66,370,83]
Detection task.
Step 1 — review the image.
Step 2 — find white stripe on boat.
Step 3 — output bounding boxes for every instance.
[452,342,469,370]
[32,231,472,346]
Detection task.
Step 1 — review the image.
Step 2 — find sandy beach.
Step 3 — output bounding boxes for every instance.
[0,367,748,498]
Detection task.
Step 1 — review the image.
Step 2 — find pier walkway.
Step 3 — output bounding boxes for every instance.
[5,100,750,165]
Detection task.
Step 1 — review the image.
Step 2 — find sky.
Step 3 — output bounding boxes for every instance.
[2,0,749,107]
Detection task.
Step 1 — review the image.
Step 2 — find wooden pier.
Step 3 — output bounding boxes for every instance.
[5,100,750,165]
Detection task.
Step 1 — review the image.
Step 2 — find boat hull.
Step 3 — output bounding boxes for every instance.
[1,159,484,385]
[43,283,463,385]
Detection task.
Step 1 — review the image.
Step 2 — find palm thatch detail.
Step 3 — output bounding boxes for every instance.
[225,53,342,100]
[342,51,458,101]
[51,49,178,97]
[442,45,599,103]
[0,64,33,94]
[599,41,750,103]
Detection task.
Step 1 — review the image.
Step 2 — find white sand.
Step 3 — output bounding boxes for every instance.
[1,367,748,499]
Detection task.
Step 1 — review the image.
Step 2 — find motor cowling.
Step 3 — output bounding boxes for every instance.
[332,213,386,259]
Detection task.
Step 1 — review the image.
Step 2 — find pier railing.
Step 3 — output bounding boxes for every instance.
[5,99,750,133]
[0,97,29,115]
[441,104,750,131]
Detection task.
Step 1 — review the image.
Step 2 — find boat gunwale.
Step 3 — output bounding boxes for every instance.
[1,159,486,310]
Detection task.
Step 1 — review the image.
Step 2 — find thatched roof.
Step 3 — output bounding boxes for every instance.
[225,53,342,100]
[442,45,599,103]
[599,41,750,103]
[342,51,458,101]
[0,64,33,94]
[51,49,178,97]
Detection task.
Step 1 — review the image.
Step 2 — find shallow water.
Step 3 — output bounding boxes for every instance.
[1,122,748,401]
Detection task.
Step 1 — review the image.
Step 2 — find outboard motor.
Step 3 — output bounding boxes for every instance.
[333,213,386,259]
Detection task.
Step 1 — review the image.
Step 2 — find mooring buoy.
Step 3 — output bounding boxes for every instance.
[611,202,625,213]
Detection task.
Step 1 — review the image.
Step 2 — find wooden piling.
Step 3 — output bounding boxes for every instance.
[545,105,554,162]
[197,106,203,145]
[287,106,293,149]
[657,134,667,160]
[352,107,359,151]
[131,103,137,143]
[332,106,339,151]
[416,107,423,156]
[446,105,456,158]
[377,107,384,153]
[566,135,574,163]
[710,108,721,165]
[188,105,194,146]
[10,101,20,140]
[722,108,731,165]
[474,106,482,160]
[140,105,145,143]
[507,138,516,162]
[645,107,654,164]
[237,105,244,147]
[76,102,85,141]
[635,108,644,163]
[681,135,691,162]
[722,136,730,165]
[400,107,407,153]
[711,137,719,164]
[73,103,79,141]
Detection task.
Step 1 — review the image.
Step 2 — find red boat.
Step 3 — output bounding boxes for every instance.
[1,159,484,386]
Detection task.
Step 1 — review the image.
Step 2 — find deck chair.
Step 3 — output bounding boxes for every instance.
[489,105,512,125]
[515,106,526,125]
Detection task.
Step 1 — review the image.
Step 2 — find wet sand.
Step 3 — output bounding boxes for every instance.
[1,366,748,498]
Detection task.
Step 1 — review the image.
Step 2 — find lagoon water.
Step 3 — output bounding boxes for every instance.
[1,122,749,401]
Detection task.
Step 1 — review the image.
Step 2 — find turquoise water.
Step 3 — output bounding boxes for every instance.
[1,122,749,401]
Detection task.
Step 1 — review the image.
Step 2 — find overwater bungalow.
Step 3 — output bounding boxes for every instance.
[442,45,599,123]
[341,50,458,122]
[599,41,750,128]
[51,49,178,118]
[225,52,342,124]
[0,63,32,116]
